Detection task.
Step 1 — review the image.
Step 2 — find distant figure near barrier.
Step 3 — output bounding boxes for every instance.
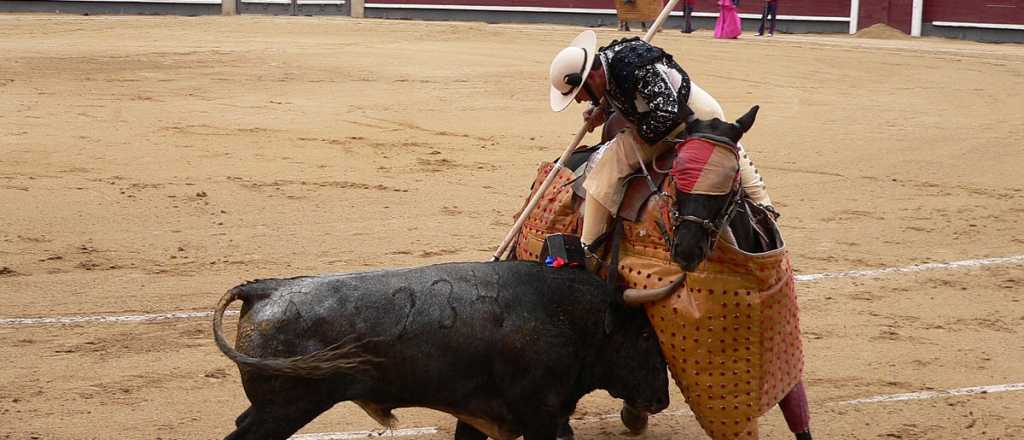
[614,0,659,32]
[715,0,743,39]
[680,0,695,33]
[757,0,779,36]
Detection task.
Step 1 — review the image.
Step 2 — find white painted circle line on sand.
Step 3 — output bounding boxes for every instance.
[792,254,1024,282]
[291,427,439,440]
[2,253,1022,327]
[0,310,236,326]
[833,382,1024,405]
[287,383,1024,439]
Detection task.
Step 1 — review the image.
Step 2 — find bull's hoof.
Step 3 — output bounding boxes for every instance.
[795,432,813,440]
[620,404,649,435]
[556,421,575,440]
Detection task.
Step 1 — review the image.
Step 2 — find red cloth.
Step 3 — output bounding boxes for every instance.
[714,0,743,39]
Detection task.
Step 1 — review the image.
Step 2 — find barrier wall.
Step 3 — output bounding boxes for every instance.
[365,0,851,17]
[239,0,347,16]
[0,0,219,15]
[364,0,852,34]
[857,0,915,33]
[1,0,1021,42]
[925,0,1024,25]
[853,0,1023,37]
[0,0,347,15]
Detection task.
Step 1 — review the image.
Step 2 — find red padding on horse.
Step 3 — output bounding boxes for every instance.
[670,138,739,195]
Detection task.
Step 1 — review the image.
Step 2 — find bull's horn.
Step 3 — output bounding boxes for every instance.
[622,275,685,306]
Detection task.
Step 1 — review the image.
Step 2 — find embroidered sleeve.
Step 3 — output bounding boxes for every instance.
[634,64,686,144]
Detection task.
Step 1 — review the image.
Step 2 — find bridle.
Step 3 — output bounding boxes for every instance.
[672,186,742,259]
[668,143,744,262]
[622,140,744,305]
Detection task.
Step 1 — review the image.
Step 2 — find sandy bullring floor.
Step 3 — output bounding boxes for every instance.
[1,14,1022,440]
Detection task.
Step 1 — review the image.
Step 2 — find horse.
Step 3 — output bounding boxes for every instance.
[511,105,811,440]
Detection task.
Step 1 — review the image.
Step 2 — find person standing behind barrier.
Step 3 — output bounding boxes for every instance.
[757,0,779,36]
[679,0,695,33]
[615,0,654,32]
[714,0,742,39]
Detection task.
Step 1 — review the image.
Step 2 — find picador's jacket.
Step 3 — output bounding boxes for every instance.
[598,38,694,144]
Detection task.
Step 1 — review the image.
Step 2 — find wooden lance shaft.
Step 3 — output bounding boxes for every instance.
[490,0,683,262]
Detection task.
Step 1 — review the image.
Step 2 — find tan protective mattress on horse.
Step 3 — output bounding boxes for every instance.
[513,161,804,439]
[618,192,803,440]
[512,162,581,261]
[641,245,802,439]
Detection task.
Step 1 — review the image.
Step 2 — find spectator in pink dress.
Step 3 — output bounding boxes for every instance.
[714,0,743,39]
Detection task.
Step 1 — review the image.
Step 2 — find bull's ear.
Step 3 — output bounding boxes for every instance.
[735,105,760,134]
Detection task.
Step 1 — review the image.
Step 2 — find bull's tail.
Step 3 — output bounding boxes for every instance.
[212,285,379,379]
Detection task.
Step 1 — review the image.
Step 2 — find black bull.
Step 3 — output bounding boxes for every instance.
[213,261,669,440]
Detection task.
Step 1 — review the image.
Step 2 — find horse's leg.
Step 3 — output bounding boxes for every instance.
[779,380,812,439]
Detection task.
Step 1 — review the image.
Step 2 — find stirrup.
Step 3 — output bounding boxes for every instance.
[581,242,605,273]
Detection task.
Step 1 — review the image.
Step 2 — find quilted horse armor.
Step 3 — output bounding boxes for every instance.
[509,142,804,440]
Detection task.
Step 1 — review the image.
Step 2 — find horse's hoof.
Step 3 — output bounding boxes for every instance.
[620,404,649,435]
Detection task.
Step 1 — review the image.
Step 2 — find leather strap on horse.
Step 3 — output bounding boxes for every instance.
[654,193,675,251]
[606,220,626,294]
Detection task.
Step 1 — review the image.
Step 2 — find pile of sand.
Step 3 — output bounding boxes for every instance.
[853,23,912,40]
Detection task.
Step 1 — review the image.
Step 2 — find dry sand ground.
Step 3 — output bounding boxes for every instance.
[1,15,1023,440]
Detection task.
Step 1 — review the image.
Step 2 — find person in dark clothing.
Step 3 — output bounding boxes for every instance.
[680,0,695,33]
[757,0,779,36]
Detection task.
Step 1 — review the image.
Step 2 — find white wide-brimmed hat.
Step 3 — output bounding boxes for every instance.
[549,30,597,112]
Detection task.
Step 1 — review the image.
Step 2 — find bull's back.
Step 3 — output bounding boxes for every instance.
[235,262,610,385]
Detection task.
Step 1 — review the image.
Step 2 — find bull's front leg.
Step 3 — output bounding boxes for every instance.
[556,417,575,440]
[619,403,649,434]
[523,420,561,440]
[522,401,566,440]
[454,421,487,440]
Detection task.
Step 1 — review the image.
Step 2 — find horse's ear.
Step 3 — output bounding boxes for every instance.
[735,105,760,134]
